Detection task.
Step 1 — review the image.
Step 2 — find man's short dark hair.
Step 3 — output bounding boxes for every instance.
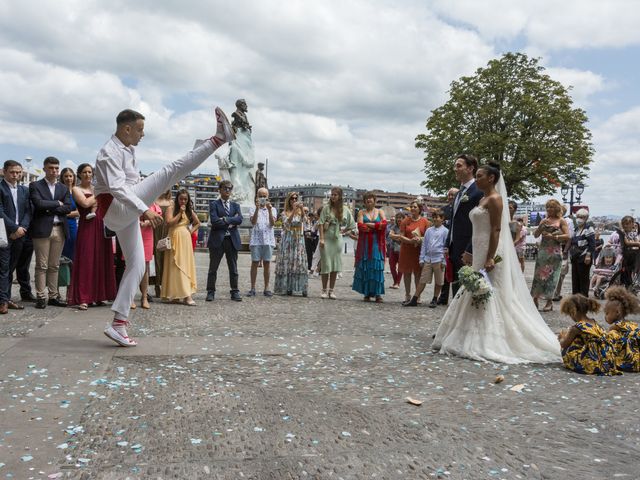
[457,154,479,175]
[116,109,145,126]
[219,180,233,190]
[3,159,22,171]
[43,156,60,166]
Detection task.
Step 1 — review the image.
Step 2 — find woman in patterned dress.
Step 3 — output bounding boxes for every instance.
[558,294,620,375]
[274,191,309,296]
[531,199,569,312]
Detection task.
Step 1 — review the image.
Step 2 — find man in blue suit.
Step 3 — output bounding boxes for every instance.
[29,156,72,309]
[0,160,34,313]
[443,154,483,301]
[206,180,243,301]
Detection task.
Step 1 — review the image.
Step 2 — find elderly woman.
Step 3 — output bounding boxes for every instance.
[569,208,596,297]
[530,199,569,311]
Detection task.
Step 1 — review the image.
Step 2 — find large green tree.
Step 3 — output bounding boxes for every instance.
[416,52,594,199]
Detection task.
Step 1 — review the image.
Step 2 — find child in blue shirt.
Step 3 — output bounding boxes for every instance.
[403,210,448,308]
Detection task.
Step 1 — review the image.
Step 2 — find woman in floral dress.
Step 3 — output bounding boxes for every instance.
[531,199,569,312]
[274,192,309,296]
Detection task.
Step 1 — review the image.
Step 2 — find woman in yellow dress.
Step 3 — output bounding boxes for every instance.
[161,189,200,305]
[558,294,620,375]
[604,286,640,371]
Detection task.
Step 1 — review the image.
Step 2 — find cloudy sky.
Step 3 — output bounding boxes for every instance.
[1,0,639,215]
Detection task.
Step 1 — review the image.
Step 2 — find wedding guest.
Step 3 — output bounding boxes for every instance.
[508,201,526,272]
[162,189,200,305]
[618,215,640,289]
[206,180,243,302]
[152,190,173,298]
[96,107,234,347]
[391,201,429,303]
[310,206,324,275]
[0,160,34,308]
[274,191,309,296]
[569,208,595,296]
[67,164,116,310]
[248,187,276,296]
[319,187,355,299]
[404,209,448,307]
[604,286,640,372]
[60,168,79,262]
[386,212,404,289]
[0,160,31,315]
[437,188,458,305]
[29,156,72,309]
[138,201,162,309]
[553,204,571,302]
[352,191,387,302]
[558,294,619,375]
[304,210,319,272]
[530,199,568,311]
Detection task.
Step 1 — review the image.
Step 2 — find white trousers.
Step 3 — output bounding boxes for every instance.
[104,140,215,320]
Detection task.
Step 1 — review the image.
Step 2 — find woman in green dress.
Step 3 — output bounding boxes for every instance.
[319,187,355,299]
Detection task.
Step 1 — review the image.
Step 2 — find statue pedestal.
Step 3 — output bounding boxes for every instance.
[238,205,254,251]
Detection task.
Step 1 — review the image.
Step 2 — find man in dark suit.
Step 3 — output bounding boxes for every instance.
[206,180,243,301]
[442,154,483,302]
[29,156,72,309]
[0,160,34,313]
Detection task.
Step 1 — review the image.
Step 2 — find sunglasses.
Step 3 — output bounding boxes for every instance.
[222,187,233,192]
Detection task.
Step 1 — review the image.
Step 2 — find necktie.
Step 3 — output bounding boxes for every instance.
[454,186,467,212]
[224,201,230,216]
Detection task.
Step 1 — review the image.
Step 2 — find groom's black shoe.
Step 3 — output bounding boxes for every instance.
[402,296,418,307]
[437,298,448,306]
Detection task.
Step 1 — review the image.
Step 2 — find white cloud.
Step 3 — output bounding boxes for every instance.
[545,67,606,107]
[430,0,640,50]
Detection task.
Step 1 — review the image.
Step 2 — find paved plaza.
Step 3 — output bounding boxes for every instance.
[1,252,639,480]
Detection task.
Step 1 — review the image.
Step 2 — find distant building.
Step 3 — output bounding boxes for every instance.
[166,173,221,221]
[355,189,448,213]
[269,183,357,214]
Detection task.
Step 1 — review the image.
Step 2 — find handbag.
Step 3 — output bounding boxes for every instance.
[0,218,7,248]
[156,221,171,251]
[156,236,172,252]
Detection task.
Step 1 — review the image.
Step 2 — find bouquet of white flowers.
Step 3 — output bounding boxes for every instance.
[456,256,502,308]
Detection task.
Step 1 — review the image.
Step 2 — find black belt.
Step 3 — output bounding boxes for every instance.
[52,222,63,226]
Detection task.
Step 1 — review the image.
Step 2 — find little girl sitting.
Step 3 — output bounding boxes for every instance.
[605,286,640,372]
[558,294,620,375]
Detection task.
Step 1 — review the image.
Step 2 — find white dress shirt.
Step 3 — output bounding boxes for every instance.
[5,180,19,224]
[94,134,148,214]
[46,179,61,224]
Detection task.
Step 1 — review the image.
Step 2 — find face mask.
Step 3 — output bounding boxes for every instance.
[576,218,585,226]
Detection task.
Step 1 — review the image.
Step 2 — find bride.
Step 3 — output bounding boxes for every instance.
[432,162,561,364]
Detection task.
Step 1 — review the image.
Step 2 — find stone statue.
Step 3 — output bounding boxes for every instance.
[216,99,256,207]
[254,162,268,198]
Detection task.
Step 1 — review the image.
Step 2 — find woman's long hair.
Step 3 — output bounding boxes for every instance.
[330,187,343,222]
[175,189,194,221]
[284,191,299,214]
[60,167,77,189]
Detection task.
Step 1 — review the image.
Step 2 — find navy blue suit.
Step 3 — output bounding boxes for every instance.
[0,180,34,302]
[28,179,72,239]
[447,181,483,296]
[206,198,243,293]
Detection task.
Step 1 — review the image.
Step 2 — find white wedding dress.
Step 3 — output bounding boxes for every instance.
[432,178,561,364]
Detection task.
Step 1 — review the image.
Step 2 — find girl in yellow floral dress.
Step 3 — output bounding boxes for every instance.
[558,294,620,375]
[604,286,640,372]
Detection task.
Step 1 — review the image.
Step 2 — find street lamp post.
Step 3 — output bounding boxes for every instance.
[560,173,585,215]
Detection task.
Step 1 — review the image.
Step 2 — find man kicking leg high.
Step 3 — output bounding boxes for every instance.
[95,107,234,346]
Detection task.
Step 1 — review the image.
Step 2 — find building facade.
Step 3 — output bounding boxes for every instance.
[269,183,357,215]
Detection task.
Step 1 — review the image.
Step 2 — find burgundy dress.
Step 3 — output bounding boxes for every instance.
[67,193,117,305]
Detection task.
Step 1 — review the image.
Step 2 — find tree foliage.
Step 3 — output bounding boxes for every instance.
[416,52,594,200]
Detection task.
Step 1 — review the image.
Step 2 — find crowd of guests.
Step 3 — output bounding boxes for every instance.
[0,157,206,313]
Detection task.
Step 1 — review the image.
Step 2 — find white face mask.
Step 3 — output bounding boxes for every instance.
[576,218,585,226]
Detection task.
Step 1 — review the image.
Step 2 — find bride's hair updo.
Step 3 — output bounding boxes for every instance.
[479,161,501,185]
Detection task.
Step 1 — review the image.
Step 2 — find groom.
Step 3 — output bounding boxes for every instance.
[441,154,483,302]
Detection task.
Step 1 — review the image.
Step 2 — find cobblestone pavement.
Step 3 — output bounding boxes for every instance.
[1,252,639,480]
